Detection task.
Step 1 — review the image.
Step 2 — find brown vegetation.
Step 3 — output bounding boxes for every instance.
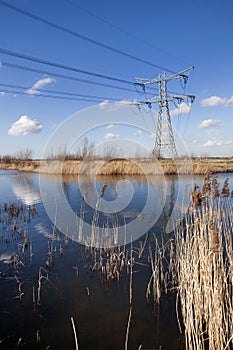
[0,157,233,175]
[145,177,233,349]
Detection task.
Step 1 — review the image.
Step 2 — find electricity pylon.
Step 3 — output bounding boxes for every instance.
[134,66,195,158]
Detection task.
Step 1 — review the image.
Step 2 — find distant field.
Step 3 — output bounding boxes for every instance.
[1,157,233,175]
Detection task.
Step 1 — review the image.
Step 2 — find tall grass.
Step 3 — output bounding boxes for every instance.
[145,176,233,349]
[1,157,233,175]
[174,188,233,349]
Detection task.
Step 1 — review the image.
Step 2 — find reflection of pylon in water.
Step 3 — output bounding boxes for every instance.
[134,67,195,158]
[162,177,176,234]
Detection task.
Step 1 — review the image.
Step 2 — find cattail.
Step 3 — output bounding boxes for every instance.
[221,178,230,197]
[190,185,202,206]
[99,184,107,198]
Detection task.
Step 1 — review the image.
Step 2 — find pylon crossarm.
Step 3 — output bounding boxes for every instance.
[134,66,194,88]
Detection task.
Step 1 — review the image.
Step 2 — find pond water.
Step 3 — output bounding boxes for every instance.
[0,170,232,349]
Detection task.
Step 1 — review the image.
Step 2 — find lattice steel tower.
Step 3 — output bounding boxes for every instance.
[135,67,195,158]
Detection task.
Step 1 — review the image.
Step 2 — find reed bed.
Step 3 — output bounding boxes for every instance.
[78,185,130,282]
[0,202,37,274]
[144,176,233,350]
[1,157,233,174]
[83,235,129,283]
[174,190,233,349]
[83,175,233,349]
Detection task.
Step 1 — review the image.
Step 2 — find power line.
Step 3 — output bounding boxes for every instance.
[0,0,175,73]
[0,86,143,106]
[1,61,137,93]
[0,82,121,101]
[63,0,157,48]
[0,47,133,85]
[0,48,160,94]
[0,87,111,103]
[63,0,192,68]
[0,61,190,105]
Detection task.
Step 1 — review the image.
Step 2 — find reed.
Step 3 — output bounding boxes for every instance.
[1,157,233,175]
[143,176,233,349]
[174,193,233,350]
[81,184,130,283]
[125,242,133,350]
[71,316,79,350]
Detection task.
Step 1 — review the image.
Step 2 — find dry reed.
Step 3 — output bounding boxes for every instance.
[2,157,233,175]
[71,316,79,350]
[144,176,233,350]
[125,242,133,350]
[174,196,233,350]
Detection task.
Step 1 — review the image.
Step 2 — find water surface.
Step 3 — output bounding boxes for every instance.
[0,170,232,349]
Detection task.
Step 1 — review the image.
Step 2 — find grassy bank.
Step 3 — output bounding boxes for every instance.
[0,157,233,175]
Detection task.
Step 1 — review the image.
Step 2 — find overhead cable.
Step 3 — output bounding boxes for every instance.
[0,88,110,103]
[0,82,120,101]
[0,47,132,85]
[0,0,175,73]
[1,61,136,92]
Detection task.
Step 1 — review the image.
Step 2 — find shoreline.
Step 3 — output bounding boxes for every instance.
[0,157,233,175]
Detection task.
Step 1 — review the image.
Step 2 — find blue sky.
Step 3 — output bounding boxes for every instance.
[0,0,233,158]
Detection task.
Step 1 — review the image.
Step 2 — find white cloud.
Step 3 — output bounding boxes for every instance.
[202,135,232,147]
[116,99,131,106]
[203,139,222,147]
[198,118,221,128]
[201,95,233,107]
[104,133,120,140]
[99,100,109,109]
[170,102,191,116]
[99,99,131,111]
[8,115,43,136]
[105,123,119,129]
[26,77,55,95]
[0,91,5,96]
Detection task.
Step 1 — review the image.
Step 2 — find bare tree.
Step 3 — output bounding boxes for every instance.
[134,146,150,159]
[1,154,15,163]
[200,152,210,159]
[75,137,95,160]
[16,148,34,161]
[102,144,120,160]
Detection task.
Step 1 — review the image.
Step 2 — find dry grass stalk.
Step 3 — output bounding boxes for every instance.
[174,194,233,350]
[146,237,169,303]
[37,267,50,306]
[71,316,79,350]
[125,242,133,350]
[143,177,233,350]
